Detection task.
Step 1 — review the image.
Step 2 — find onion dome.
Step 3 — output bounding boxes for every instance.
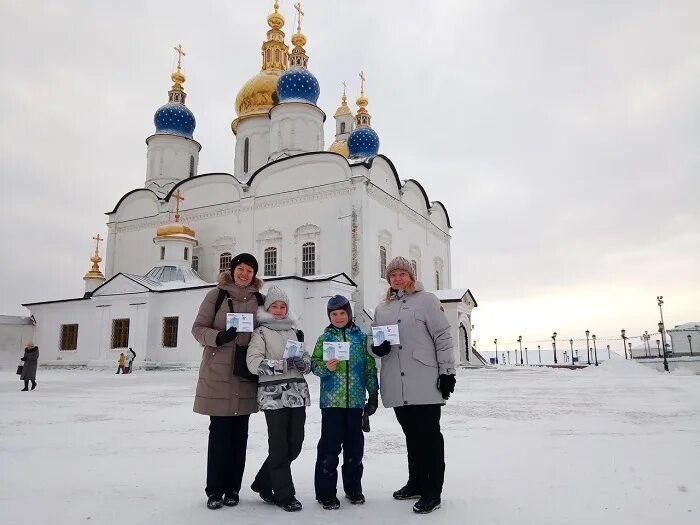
[232,1,289,134]
[83,234,105,281]
[156,190,195,239]
[348,72,379,158]
[154,48,196,139]
[329,139,349,157]
[277,67,320,104]
[277,2,319,105]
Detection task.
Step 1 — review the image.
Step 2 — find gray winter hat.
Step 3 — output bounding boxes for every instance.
[264,285,289,310]
[385,256,415,282]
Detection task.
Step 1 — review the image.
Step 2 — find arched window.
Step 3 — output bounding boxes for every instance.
[160,246,165,260]
[264,247,278,276]
[379,246,387,279]
[243,137,250,173]
[435,271,440,290]
[183,247,189,261]
[459,325,470,362]
[191,255,199,272]
[411,259,418,277]
[189,155,195,177]
[302,242,316,276]
[219,252,232,273]
[340,122,346,134]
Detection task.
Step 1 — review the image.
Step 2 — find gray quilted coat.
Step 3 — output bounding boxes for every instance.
[372,282,455,408]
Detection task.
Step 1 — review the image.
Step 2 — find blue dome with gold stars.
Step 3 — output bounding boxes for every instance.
[348,126,380,158]
[277,67,320,105]
[154,103,196,139]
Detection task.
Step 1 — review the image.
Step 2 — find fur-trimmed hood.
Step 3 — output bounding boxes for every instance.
[217,270,263,291]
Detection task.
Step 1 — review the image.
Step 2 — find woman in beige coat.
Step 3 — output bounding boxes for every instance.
[192,253,263,510]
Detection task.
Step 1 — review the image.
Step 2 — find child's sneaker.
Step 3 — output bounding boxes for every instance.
[250,481,274,504]
[279,496,303,512]
[206,494,223,510]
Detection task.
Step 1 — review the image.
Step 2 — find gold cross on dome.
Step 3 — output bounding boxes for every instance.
[92,233,103,257]
[173,44,186,71]
[294,2,304,32]
[342,81,347,96]
[173,190,185,222]
[359,70,366,96]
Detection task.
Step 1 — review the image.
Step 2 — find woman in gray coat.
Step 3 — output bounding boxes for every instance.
[20,342,39,391]
[371,257,456,514]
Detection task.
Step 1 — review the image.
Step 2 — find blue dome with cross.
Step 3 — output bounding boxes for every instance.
[348,126,380,158]
[154,102,196,139]
[276,66,320,105]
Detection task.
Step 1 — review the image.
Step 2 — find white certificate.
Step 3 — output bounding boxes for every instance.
[372,325,401,346]
[226,313,254,333]
[283,340,304,359]
[323,341,350,361]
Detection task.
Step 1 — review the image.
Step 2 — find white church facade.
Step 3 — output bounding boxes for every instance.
[20,2,482,369]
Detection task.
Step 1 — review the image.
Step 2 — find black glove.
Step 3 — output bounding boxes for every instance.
[364,391,378,416]
[286,356,306,372]
[215,326,237,346]
[437,374,456,400]
[21,357,26,361]
[372,340,392,357]
[296,330,304,343]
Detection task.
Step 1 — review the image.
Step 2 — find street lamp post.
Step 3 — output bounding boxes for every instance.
[493,338,498,365]
[644,331,650,357]
[503,352,506,364]
[621,329,628,360]
[687,334,694,357]
[537,345,541,364]
[606,344,611,359]
[592,334,599,366]
[552,332,558,364]
[525,347,529,364]
[656,339,661,357]
[659,321,669,372]
[657,296,670,363]
[569,339,574,364]
[585,330,591,365]
[518,336,523,365]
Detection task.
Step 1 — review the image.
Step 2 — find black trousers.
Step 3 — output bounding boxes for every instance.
[206,415,250,497]
[314,408,364,500]
[394,404,445,498]
[254,407,306,503]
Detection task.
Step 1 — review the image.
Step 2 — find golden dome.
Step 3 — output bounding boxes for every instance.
[335,90,352,117]
[291,31,307,47]
[156,223,195,238]
[268,5,284,29]
[232,69,283,133]
[171,69,185,85]
[329,139,349,158]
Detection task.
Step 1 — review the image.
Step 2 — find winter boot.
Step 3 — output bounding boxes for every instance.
[222,492,239,507]
[206,494,223,510]
[250,481,274,504]
[319,496,340,510]
[393,484,421,500]
[31,381,37,390]
[278,496,302,512]
[21,380,29,391]
[346,492,365,505]
[413,495,441,514]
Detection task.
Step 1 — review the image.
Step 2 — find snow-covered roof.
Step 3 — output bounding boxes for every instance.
[426,288,478,306]
[264,272,357,287]
[669,322,700,332]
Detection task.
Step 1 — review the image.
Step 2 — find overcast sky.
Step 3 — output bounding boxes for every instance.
[1,1,698,353]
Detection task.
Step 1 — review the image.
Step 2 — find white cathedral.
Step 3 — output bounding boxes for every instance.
[20,2,482,369]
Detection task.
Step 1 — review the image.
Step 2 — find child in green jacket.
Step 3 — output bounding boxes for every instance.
[310,295,379,510]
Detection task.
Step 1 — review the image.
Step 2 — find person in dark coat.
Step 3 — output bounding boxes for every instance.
[20,342,39,391]
[191,253,263,510]
[371,256,456,514]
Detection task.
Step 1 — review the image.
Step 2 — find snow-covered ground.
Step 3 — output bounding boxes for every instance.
[1,360,698,525]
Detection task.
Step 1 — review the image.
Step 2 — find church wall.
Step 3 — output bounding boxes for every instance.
[145,134,201,190]
[234,116,270,180]
[0,319,35,370]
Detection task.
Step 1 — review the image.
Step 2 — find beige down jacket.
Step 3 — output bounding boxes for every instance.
[191,272,262,417]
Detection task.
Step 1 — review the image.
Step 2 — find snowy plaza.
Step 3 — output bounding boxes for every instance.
[1,361,698,525]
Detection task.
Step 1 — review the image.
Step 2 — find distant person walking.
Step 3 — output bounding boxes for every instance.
[116,353,126,374]
[127,347,136,373]
[371,257,456,514]
[20,342,39,391]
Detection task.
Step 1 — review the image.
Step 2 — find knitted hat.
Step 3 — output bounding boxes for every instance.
[264,285,289,310]
[327,295,353,322]
[230,252,258,277]
[385,256,415,283]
